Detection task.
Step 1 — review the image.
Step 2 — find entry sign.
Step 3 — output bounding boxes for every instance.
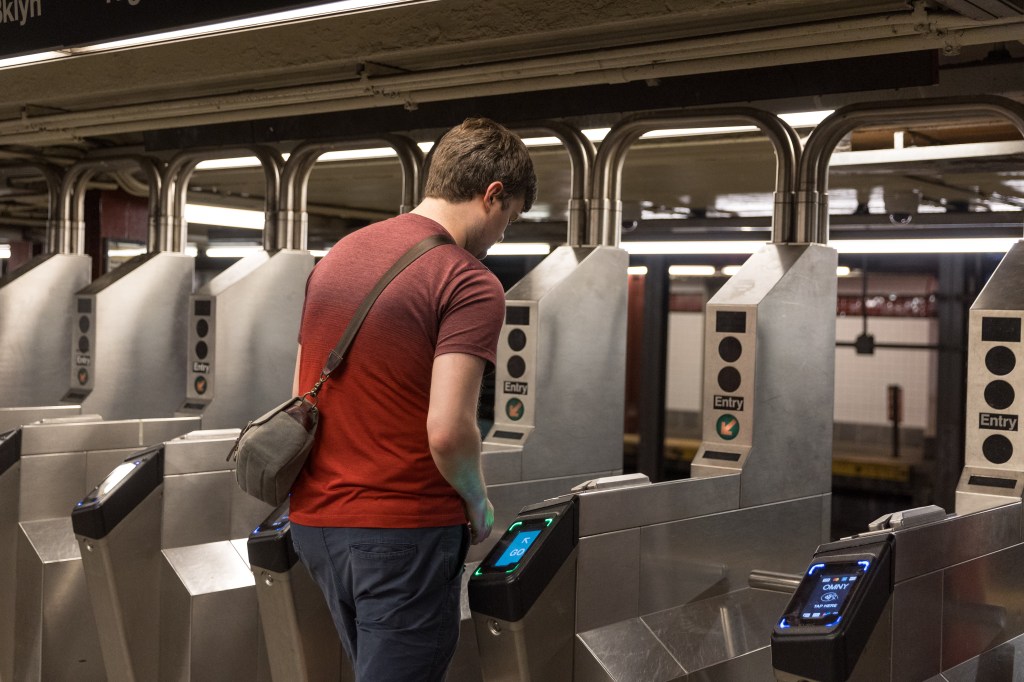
[716,414,739,440]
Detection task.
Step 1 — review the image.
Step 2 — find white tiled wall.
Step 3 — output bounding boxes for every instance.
[666,312,937,431]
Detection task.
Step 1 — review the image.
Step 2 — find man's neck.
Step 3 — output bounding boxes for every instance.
[411,197,474,249]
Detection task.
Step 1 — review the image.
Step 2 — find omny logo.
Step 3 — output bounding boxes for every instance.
[980,413,1019,432]
[713,395,744,411]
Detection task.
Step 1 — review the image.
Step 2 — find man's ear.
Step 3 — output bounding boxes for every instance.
[483,181,505,208]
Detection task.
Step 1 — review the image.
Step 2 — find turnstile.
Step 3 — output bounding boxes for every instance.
[0,253,91,408]
[63,251,193,420]
[176,249,312,428]
[73,429,275,681]
[247,503,352,682]
[0,415,198,682]
[478,243,628,563]
[772,240,1024,682]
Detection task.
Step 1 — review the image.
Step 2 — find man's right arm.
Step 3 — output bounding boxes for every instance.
[427,352,494,544]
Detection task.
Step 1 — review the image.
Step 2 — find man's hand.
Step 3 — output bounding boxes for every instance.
[465,497,495,545]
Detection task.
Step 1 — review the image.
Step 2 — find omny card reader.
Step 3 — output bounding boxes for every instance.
[468,496,578,682]
[771,534,894,682]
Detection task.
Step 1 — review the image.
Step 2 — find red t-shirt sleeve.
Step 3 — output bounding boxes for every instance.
[435,265,505,363]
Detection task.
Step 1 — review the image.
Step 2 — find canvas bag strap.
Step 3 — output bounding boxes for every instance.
[303,233,453,401]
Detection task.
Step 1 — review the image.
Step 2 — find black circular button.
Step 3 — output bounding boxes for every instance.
[983,434,1013,465]
[985,346,1016,376]
[196,319,210,338]
[507,355,526,379]
[508,329,527,352]
[78,336,89,353]
[717,366,741,393]
[78,316,90,333]
[195,341,209,360]
[719,337,742,363]
[985,380,1015,411]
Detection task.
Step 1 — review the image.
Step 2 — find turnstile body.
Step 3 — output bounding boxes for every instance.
[470,243,839,681]
[479,245,628,562]
[1,415,198,682]
[74,429,275,681]
[177,249,313,429]
[0,253,91,407]
[63,251,193,420]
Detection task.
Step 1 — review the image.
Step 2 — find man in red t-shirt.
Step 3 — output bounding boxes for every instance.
[289,118,536,681]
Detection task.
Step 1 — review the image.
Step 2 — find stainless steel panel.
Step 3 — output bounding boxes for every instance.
[0,461,19,682]
[940,632,1024,681]
[892,571,943,681]
[577,474,740,537]
[685,645,775,681]
[20,419,139,454]
[75,252,193,420]
[575,618,685,682]
[162,428,239,474]
[159,542,258,682]
[230,486,275,540]
[19,452,85,521]
[0,254,91,407]
[576,529,641,632]
[77,487,163,682]
[139,417,207,445]
[470,473,601,563]
[161,470,234,548]
[641,588,789,675]
[253,564,348,682]
[481,444,523,485]
[638,495,827,615]
[15,519,104,681]
[693,244,837,507]
[0,405,81,431]
[489,246,628,481]
[942,541,1024,671]
[182,250,312,429]
[892,501,1021,582]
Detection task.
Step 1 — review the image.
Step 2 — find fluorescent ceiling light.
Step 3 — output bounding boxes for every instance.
[108,245,199,258]
[580,111,833,144]
[669,265,717,276]
[206,245,264,258]
[69,1,420,54]
[622,241,764,255]
[627,266,648,276]
[486,243,551,256]
[721,264,854,277]
[185,204,266,230]
[0,50,67,70]
[0,244,10,259]
[310,249,330,258]
[831,238,1020,254]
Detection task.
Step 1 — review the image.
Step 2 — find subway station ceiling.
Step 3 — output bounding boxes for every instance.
[0,0,1021,254]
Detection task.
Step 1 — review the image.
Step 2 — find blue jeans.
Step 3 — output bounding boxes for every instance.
[291,523,469,682]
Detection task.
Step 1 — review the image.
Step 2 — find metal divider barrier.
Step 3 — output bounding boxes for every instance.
[73,429,275,681]
[2,415,199,681]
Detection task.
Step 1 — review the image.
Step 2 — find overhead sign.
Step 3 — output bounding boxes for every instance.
[0,0,328,59]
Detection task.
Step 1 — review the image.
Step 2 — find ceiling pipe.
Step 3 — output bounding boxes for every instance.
[279,134,422,251]
[1,163,63,253]
[57,157,161,255]
[159,146,283,254]
[591,107,800,247]
[510,121,594,247]
[800,94,1024,244]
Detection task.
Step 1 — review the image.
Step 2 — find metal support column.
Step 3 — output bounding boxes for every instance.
[933,254,970,511]
[637,256,669,481]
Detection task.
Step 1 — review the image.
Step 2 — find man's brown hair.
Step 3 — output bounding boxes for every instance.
[424,118,537,212]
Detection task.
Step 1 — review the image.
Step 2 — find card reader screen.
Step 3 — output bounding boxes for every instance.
[494,530,540,567]
[792,561,868,623]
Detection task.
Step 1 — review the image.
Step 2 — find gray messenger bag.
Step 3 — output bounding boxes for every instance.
[229,233,452,506]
